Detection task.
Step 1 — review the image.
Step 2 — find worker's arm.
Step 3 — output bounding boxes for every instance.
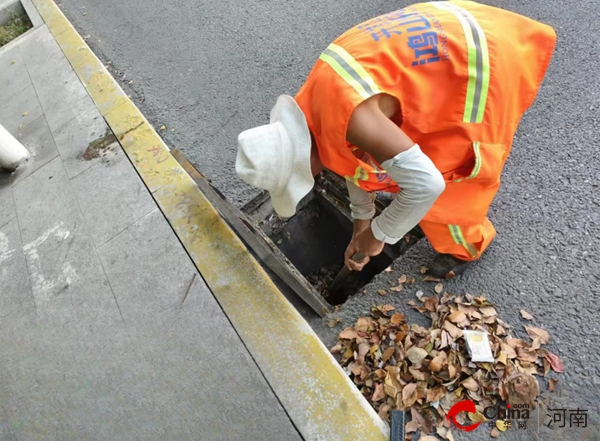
[344,95,445,271]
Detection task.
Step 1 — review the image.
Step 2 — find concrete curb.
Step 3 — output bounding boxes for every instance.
[29,0,390,439]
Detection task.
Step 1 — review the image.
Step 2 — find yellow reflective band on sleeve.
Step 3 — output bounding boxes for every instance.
[432,2,490,123]
[448,224,479,258]
[319,43,381,100]
[351,165,369,186]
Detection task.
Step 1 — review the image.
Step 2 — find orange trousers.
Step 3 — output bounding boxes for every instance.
[419,218,496,262]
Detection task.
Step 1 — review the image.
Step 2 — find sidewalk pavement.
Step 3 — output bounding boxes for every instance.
[0,24,302,441]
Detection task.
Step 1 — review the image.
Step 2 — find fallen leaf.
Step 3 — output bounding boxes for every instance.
[542,357,551,377]
[525,326,550,344]
[405,420,420,433]
[391,313,405,324]
[160,125,166,130]
[424,296,439,312]
[435,283,444,294]
[327,318,341,328]
[496,419,510,431]
[378,403,391,420]
[430,352,447,372]
[497,351,507,365]
[406,347,428,364]
[390,285,403,292]
[384,266,392,272]
[402,383,418,407]
[520,309,534,320]
[443,321,463,338]
[448,364,457,379]
[448,311,467,324]
[461,376,479,392]
[423,275,442,282]
[358,343,370,357]
[382,347,395,363]
[11,60,16,64]
[372,382,386,401]
[378,289,387,296]
[128,80,133,84]
[496,325,506,337]
[516,347,538,363]
[381,304,396,313]
[356,317,371,332]
[436,427,455,441]
[398,275,408,284]
[506,338,527,348]
[420,266,428,274]
[468,411,487,423]
[548,378,559,391]
[22,111,28,117]
[490,427,500,438]
[339,328,358,340]
[330,342,343,354]
[427,385,446,403]
[529,337,542,351]
[480,305,497,317]
[545,351,564,373]
[507,372,540,405]
[409,367,426,381]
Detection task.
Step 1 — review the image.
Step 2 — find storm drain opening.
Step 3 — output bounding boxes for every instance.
[242,172,422,306]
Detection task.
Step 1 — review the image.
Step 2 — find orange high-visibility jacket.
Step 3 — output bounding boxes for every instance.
[295,0,556,226]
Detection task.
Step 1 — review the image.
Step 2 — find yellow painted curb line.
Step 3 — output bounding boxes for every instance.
[31,1,390,439]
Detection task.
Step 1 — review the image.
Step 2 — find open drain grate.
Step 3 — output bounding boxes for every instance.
[242,171,424,307]
[173,147,422,316]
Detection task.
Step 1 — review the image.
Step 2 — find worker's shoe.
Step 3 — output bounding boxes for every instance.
[426,253,472,279]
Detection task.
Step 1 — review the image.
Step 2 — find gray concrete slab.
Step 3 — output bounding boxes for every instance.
[72,146,156,247]
[0,309,301,441]
[0,43,30,98]
[0,83,43,134]
[10,114,60,185]
[52,106,116,179]
[0,172,16,228]
[19,27,95,132]
[17,24,62,71]
[0,217,37,329]
[12,156,121,329]
[96,207,203,332]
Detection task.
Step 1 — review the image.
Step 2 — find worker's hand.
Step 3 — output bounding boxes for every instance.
[345,223,384,271]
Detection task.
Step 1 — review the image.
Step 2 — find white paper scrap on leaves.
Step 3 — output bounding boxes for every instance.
[462,330,495,363]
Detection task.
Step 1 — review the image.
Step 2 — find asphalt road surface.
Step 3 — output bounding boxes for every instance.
[58,0,600,439]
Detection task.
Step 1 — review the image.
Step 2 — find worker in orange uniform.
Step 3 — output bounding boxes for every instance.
[236,1,556,278]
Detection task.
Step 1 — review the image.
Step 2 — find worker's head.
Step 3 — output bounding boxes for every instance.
[236,95,317,218]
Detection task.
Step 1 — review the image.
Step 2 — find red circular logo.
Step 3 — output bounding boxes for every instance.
[446,400,481,432]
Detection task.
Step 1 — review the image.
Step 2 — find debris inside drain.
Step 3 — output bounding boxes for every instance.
[306,265,341,296]
[330,292,564,439]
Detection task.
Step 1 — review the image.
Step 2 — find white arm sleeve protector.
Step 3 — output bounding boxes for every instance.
[346,151,377,220]
[370,144,445,244]
[346,180,376,220]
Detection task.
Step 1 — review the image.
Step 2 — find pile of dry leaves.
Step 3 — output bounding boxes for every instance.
[330,285,564,439]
